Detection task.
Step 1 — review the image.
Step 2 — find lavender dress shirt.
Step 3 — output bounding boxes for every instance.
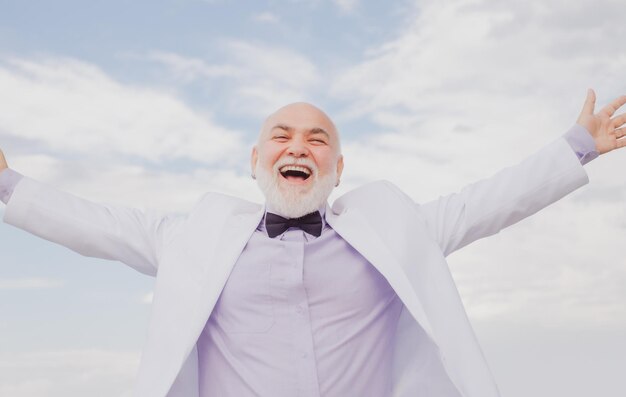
[198,207,402,396]
[0,125,598,396]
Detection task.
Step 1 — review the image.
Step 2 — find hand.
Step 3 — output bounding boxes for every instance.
[577,89,626,155]
[0,149,7,171]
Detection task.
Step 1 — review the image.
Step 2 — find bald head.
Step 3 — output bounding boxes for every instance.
[258,102,341,153]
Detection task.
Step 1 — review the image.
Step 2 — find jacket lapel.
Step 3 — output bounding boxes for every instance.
[325,205,435,340]
[198,208,266,294]
[193,205,267,341]
[137,204,265,397]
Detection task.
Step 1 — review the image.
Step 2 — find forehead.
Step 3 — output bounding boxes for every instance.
[262,103,338,139]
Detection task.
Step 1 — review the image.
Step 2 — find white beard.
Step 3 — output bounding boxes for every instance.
[255,157,336,219]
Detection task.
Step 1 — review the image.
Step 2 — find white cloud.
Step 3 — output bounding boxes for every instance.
[331,0,626,158]
[146,52,238,83]
[252,11,280,24]
[451,198,626,327]
[0,57,243,165]
[477,321,626,397]
[149,40,321,118]
[0,350,139,397]
[8,153,262,212]
[0,56,264,212]
[0,278,65,290]
[333,0,359,13]
[328,0,626,328]
[330,0,626,205]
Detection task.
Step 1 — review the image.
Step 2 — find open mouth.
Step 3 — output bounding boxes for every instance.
[279,165,312,182]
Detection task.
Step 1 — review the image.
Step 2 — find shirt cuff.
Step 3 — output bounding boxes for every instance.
[0,169,24,204]
[563,124,599,165]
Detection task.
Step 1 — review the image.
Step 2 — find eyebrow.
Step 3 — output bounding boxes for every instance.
[309,127,330,139]
[271,124,330,139]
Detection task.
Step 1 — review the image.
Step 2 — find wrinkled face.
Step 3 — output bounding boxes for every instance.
[251,102,344,218]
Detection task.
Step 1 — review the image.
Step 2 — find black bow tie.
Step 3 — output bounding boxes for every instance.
[265,211,323,238]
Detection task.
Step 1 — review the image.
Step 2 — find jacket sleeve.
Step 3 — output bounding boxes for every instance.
[2,177,185,276]
[419,138,589,257]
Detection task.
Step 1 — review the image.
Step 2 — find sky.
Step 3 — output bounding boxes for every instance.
[0,0,625,395]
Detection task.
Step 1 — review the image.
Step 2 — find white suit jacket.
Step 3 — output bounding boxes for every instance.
[3,138,588,397]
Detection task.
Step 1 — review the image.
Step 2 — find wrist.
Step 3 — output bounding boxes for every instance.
[565,124,599,164]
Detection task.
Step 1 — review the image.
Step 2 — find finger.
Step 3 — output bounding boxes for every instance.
[615,126,626,139]
[599,94,626,117]
[580,88,596,116]
[612,113,626,129]
[616,137,626,150]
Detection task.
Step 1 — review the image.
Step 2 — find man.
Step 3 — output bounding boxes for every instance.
[0,90,625,397]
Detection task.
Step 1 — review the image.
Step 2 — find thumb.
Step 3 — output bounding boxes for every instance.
[580,88,596,117]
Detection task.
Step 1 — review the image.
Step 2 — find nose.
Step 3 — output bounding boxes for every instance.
[287,136,309,157]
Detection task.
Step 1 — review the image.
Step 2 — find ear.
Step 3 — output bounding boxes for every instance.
[250,146,258,178]
[335,154,344,185]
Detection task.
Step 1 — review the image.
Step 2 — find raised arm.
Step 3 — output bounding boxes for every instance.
[0,150,184,276]
[421,90,626,256]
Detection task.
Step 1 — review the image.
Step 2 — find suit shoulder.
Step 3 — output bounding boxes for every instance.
[332,180,418,212]
[194,191,262,214]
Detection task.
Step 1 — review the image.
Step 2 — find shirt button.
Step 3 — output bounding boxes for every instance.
[295,305,304,314]
[301,352,308,358]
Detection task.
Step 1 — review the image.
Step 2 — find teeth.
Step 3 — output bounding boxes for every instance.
[279,165,311,175]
